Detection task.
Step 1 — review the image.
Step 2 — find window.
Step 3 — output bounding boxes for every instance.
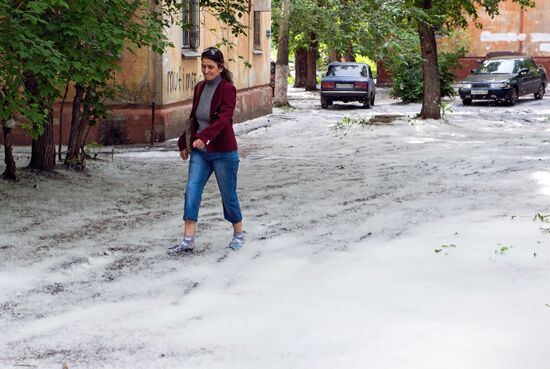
[477,59,517,74]
[327,64,365,77]
[514,60,522,73]
[523,58,537,71]
[182,0,200,49]
[253,11,261,50]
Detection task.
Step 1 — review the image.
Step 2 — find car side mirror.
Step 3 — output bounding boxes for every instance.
[519,68,529,75]
[470,69,478,74]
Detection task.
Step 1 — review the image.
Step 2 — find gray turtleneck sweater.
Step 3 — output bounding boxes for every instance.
[196,75,222,133]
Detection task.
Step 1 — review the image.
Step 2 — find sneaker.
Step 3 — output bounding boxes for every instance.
[168,237,194,255]
[227,234,244,251]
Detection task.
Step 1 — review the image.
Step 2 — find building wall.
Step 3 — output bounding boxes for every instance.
[462,0,550,57]
[115,47,159,105]
[523,0,550,55]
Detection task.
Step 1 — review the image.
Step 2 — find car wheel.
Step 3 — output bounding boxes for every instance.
[462,98,472,105]
[321,96,329,109]
[534,84,545,100]
[507,88,519,106]
[370,94,375,106]
[363,95,371,109]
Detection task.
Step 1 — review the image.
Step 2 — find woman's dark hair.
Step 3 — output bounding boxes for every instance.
[201,47,233,84]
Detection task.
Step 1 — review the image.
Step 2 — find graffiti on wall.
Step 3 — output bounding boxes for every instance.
[167,66,200,94]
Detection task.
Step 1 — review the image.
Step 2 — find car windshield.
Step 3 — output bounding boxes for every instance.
[477,59,517,74]
[326,64,368,77]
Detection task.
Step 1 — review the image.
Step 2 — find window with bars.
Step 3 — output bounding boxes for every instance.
[182,0,200,49]
[253,11,261,50]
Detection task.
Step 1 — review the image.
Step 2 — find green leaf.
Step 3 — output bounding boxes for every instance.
[533,213,550,222]
[495,246,509,255]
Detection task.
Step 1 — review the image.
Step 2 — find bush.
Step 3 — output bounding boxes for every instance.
[388,52,424,103]
[384,34,466,103]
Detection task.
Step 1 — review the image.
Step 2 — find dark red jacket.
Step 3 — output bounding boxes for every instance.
[178,79,238,152]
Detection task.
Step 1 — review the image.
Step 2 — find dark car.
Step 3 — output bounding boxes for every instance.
[320,62,376,108]
[458,56,547,105]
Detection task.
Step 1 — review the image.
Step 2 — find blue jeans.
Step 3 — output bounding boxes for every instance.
[184,149,242,224]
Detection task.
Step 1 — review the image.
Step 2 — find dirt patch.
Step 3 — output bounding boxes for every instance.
[368,114,403,125]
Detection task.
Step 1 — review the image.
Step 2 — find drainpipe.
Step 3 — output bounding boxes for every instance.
[150,1,161,146]
[518,6,525,53]
[151,101,155,145]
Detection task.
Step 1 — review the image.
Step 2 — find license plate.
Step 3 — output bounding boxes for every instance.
[335,83,353,89]
[471,89,488,95]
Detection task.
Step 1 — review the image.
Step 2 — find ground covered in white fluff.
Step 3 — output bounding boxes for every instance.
[1,88,550,369]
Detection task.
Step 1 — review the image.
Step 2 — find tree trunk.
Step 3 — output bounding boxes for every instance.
[2,120,17,181]
[305,32,318,91]
[75,100,92,168]
[273,0,290,107]
[417,0,441,119]
[25,75,56,171]
[328,48,342,63]
[294,47,307,88]
[58,83,70,162]
[29,109,56,171]
[343,41,355,62]
[65,84,85,164]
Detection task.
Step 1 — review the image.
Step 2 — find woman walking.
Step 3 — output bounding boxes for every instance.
[168,47,244,255]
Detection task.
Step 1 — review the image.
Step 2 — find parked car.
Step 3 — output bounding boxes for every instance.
[458,55,547,105]
[320,62,376,108]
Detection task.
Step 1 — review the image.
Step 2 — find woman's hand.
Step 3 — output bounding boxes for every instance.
[192,139,206,149]
[179,148,189,161]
